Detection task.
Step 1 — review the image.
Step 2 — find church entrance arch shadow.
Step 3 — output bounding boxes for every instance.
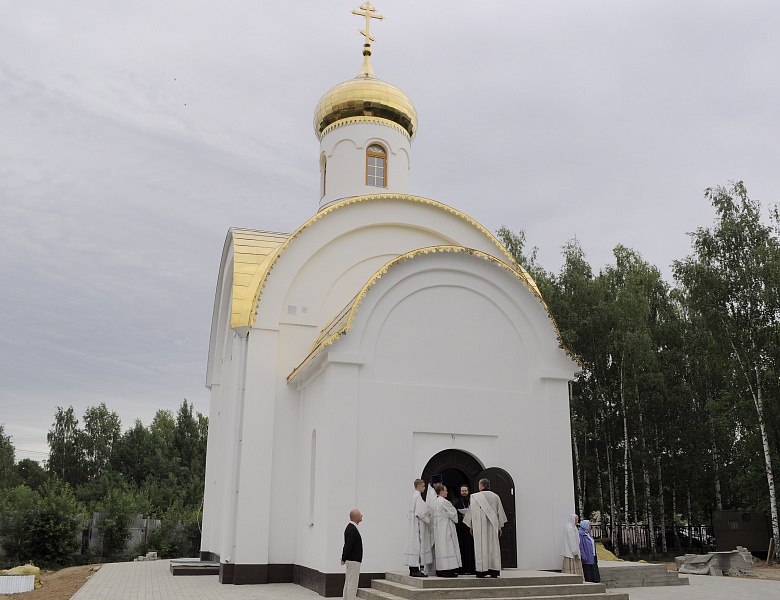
[422,450,517,568]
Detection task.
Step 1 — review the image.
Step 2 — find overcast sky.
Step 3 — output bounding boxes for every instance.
[2,1,778,464]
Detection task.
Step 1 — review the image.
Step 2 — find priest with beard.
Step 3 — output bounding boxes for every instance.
[453,483,475,574]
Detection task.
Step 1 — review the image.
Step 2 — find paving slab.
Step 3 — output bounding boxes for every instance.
[69,559,780,600]
[612,573,780,600]
[70,559,320,599]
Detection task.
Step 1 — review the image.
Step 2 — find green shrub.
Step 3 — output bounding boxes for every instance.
[146,520,184,558]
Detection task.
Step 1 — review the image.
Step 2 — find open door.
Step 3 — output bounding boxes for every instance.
[476,467,517,568]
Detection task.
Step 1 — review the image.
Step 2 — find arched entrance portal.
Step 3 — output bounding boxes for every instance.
[422,450,517,568]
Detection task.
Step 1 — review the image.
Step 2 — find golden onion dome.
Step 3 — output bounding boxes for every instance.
[313,52,417,141]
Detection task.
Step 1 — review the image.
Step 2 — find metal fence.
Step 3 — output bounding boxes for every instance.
[590,523,715,558]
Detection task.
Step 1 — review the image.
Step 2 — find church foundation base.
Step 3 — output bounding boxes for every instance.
[217,562,384,596]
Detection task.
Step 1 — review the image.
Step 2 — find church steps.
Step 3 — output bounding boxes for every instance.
[357,572,629,600]
[384,572,585,588]
[358,591,629,600]
[369,580,609,599]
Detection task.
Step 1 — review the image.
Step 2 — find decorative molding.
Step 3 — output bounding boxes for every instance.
[320,116,411,141]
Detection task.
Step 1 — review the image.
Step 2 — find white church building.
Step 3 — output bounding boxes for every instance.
[201,7,580,596]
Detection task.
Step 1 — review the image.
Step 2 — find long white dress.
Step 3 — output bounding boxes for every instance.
[463,490,507,572]
[433,495,462,571]
[561,514,583,578]
[403,490,433,568]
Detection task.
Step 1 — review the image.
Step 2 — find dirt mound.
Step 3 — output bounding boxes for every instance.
[3,564,102,599]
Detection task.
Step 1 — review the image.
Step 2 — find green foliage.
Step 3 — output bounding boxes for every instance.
[15,459,48,491]
[82,403,122,480]
[146,521,185,559]
[47,407,84,486]
[521,181,780,559]
[97,485,151,561]
[0,478,82,568]
[1,399,207,565]
[0,424,15,489]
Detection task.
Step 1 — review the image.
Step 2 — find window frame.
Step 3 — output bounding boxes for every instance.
[365,143,387,188]
[320,155,327,198]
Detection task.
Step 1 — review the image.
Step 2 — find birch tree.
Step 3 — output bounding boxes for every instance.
[674,181,780,559]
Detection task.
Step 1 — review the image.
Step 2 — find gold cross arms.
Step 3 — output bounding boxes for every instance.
[352,2,384,46]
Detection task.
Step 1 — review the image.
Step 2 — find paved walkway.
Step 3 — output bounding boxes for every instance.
[612,573,780,599]
[70,559,780,600]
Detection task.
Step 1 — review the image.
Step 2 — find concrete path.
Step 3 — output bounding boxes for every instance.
[612,573,780,599]
[70,559,780,600]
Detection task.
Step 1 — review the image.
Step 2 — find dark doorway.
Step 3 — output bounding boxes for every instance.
[477,467,517,568]
[421,450,517,568]
[421,449,483,503]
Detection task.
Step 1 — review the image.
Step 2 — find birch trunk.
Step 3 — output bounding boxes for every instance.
[709,415,723,511]
[638,406,656,559]
[595,414,606,528]
[655,426,667,556]
[606,431,619,557]
[754,370,780,559]
[731,334,780,560]
[628,457,637,559]
[686,485,693,552]
[620,361,632,558]
[671,482,679,551]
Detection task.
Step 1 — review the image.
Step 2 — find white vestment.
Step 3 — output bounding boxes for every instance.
[463,490,507,572]
[404,490,433,567]
[433,495,462,571]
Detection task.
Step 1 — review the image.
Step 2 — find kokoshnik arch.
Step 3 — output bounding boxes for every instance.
[201,3,581,596]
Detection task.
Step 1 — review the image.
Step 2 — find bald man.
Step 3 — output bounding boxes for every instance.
[341,509,363,600]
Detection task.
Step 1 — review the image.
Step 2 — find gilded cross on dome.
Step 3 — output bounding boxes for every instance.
[351,2,384,46]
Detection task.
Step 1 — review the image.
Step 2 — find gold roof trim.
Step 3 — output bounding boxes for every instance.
[245,194,540,328]
[287,246,575,382]
[320,116,411,141]
[229,228,289,328]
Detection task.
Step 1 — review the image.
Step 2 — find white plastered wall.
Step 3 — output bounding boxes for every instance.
[291,250,579,575]
[319,121,411,208]
[202,197,576,576]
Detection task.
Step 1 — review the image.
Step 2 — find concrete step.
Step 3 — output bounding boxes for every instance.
[358,571,629,600]
[385,572,586,588]
[359,592,629,600]
[598,563,688,588]
[371,579,608,599]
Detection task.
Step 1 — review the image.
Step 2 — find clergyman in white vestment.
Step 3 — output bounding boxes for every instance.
[403,479,433,577]
[463,477,507,578]
[432,484,462,577]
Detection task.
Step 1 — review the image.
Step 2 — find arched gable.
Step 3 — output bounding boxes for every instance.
[247,194,541,333]
[288,246,579,383]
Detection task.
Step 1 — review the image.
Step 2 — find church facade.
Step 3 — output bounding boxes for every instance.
[201,9,580,596]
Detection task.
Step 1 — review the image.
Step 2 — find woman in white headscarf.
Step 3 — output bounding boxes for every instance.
[561,514,583,578]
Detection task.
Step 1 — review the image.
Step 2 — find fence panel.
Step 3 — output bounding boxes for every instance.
[590,523,714,557]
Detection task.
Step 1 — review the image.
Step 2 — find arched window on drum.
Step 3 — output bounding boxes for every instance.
[320,155,327,198]
[366,144,387,187]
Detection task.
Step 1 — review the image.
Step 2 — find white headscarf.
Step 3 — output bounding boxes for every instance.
[562,514,580,559]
